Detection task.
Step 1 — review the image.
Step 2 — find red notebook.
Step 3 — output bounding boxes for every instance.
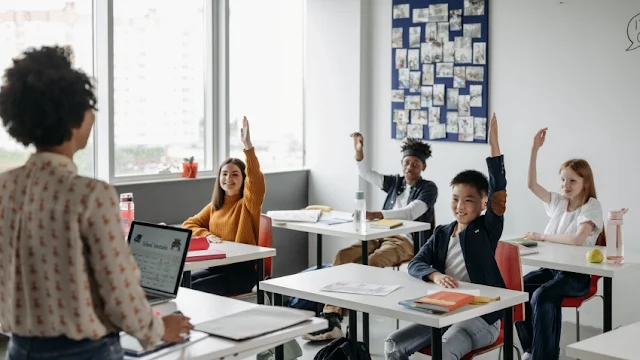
[413,291,475,313]
[186,248,226,262]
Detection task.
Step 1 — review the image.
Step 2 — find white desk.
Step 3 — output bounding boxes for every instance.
[517,241,640,332]
[148,287,327,360]
[566,321,640,360]
[261,263,528,360]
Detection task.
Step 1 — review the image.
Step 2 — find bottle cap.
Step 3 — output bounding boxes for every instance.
[120,193,133,202]
[608,208,629,220]
[355,191,365,200]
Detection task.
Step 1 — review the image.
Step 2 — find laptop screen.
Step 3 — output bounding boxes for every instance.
[127,221,192,295]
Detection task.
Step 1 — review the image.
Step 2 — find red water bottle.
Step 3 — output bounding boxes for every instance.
[119,193,135,234]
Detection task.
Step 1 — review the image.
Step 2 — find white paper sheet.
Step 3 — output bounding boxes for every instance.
[321,282,401,296]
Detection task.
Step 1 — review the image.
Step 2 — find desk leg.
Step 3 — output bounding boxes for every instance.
[257,259,265,305]
[316,234,323,316]
[274,293,284,360]
[348,309,358,349]
[604,277,612,332]
[181,271,192,288]
[431,327,442,360]
[360,240,370,347]
[504,306,514,360]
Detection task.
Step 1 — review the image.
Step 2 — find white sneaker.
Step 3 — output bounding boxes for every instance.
[522,352,531,360]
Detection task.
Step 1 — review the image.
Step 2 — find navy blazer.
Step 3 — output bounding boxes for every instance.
[408,155,507,326]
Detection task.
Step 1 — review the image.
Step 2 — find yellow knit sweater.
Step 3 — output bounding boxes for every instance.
[182,148,266,245]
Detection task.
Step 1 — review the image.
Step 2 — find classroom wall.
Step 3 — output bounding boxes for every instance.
[363,0,640,329]
[115,170,309,277]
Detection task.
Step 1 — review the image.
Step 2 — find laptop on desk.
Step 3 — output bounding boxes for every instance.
[127,221,192,305]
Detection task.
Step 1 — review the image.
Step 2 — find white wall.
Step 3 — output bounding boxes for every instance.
[363,0,640,329]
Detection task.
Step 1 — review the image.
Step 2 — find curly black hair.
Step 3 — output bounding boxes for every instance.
[450,170,489,197]
[0,46,97,148]
[400,138,433,160]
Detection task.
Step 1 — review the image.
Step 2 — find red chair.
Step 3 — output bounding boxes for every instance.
[231,214,274,299]
[561,231,606,341]
[419,242,524,360]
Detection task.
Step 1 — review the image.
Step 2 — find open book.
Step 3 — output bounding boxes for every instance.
[266,210,322,223]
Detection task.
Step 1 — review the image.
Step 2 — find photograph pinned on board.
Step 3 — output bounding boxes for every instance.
[409,71,421,92]
[447,88,459,110]
[473,42,486,65]
[469,85,483,107]
[396,123,407,140]
[449,9,462,31]
[409,26,422,48]
[393,4,410,19]
[420,86,433,107]
[391,90,405,102]
[424,41,443,63]
[466,66,484,82]
[422,64,435,85]
[407,124,424,139]
[395,49,407,69]
[437,22,450,44]
[446,111,459,133]
[393,109,409,124]
[433,84,445,106]
[453,66,466,88]
[405,95,421,110]
[458,116,474,142]
[392,28,403,48]
[443,41,455,62]
[436,62,454,78]
[463,23,482,39]
[454,36,473,64]
[474,117,487,140]
[398,69,410,89]
[464,0,485,16]
[429,107,441,125]
[413,8,429,23]
[458,95,471,116]
[426,23,438,42]
[429,3,449,22]
[429,123,447,140]
[408,49,420,70]
[411,110,429,125]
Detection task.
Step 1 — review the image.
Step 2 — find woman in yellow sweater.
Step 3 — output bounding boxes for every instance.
[182,116,266,296]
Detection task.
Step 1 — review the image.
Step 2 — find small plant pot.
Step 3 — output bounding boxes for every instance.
[182,162,199,178]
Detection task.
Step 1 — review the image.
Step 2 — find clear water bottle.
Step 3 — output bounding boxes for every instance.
[120,193,135,235]
[354,191,367,233]
[606,208,628,264]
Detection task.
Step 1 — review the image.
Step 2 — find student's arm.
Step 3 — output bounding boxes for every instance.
[527,198,604,246]
[408,233,438,280]
[182,204,214,237]
[528,128,552,203]
[381,181,437,220]
[241,117,266,214]
[484,115,507,247]
[532,223,595,246]
[356,160,384,189]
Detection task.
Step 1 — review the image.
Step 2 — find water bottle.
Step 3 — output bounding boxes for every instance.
[120,193,135,234]
[354,191,367,233]
[606,208,628,264]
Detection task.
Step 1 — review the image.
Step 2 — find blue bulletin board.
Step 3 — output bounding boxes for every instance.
[391,0,489,143]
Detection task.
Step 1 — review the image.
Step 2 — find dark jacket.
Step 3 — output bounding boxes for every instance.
[408,155,507,325]
[381,176,438,248]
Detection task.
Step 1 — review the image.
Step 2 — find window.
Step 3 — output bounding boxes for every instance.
[0,0,94,176]
[229,0,304,171]
[112,1,207,177]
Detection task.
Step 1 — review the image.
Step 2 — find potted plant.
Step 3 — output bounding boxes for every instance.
[182,156,198,178]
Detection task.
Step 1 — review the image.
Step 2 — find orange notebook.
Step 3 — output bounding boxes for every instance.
[414,291,475,313]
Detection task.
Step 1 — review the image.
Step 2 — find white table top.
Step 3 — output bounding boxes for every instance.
[260,263,528,328]
[272,211,431,241]
[566,321,640,360]
[149,288,326,360]
[515,241,639,278]
[183,241,276,272]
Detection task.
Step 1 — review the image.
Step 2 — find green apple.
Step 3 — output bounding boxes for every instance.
[586,249,604,263]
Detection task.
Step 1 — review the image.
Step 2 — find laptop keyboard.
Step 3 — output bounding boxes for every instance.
[146,293,163,302]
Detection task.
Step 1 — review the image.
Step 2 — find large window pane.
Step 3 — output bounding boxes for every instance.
[0,0,94,176]
[229,0,304,171]
[113,1,207,177]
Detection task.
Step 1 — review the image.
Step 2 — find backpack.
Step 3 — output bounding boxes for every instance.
[313,338,371,360]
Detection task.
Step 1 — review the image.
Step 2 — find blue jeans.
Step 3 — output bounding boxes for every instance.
[384,318,501,360]
[515,268,590,360]
[191,260,256,296]
[6,333,123,360]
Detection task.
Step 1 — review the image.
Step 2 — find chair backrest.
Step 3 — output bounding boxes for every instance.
[495,242,524,322]
[595,229,606,246]
[259,214,273,278]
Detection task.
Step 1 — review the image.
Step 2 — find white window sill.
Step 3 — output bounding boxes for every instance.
[110,168,309,186]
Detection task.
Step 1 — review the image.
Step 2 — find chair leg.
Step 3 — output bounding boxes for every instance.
[498,347,502,360]
[396,319,400,330]
[513,344,522,360]
[576,307,581,341]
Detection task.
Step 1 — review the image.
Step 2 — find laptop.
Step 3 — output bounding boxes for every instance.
[127,221,192,305]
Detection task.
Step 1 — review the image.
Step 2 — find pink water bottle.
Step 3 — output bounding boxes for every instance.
[120,193,135,234]
[606,208,628,264]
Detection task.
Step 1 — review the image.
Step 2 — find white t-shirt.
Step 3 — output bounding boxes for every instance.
[543,192,604,246]
[444,236,470,282]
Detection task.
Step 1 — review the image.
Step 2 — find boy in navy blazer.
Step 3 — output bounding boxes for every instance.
[384,114,507,360]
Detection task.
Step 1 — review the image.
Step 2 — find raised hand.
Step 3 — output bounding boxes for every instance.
[488,113,500,157]
[532,128,548,150]
[350,132,364,161]
[241,116,252,149]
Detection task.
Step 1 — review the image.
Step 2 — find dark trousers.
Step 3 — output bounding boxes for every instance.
[8,333,122,360]
[191,260,256,296]
[515,268,590,360]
